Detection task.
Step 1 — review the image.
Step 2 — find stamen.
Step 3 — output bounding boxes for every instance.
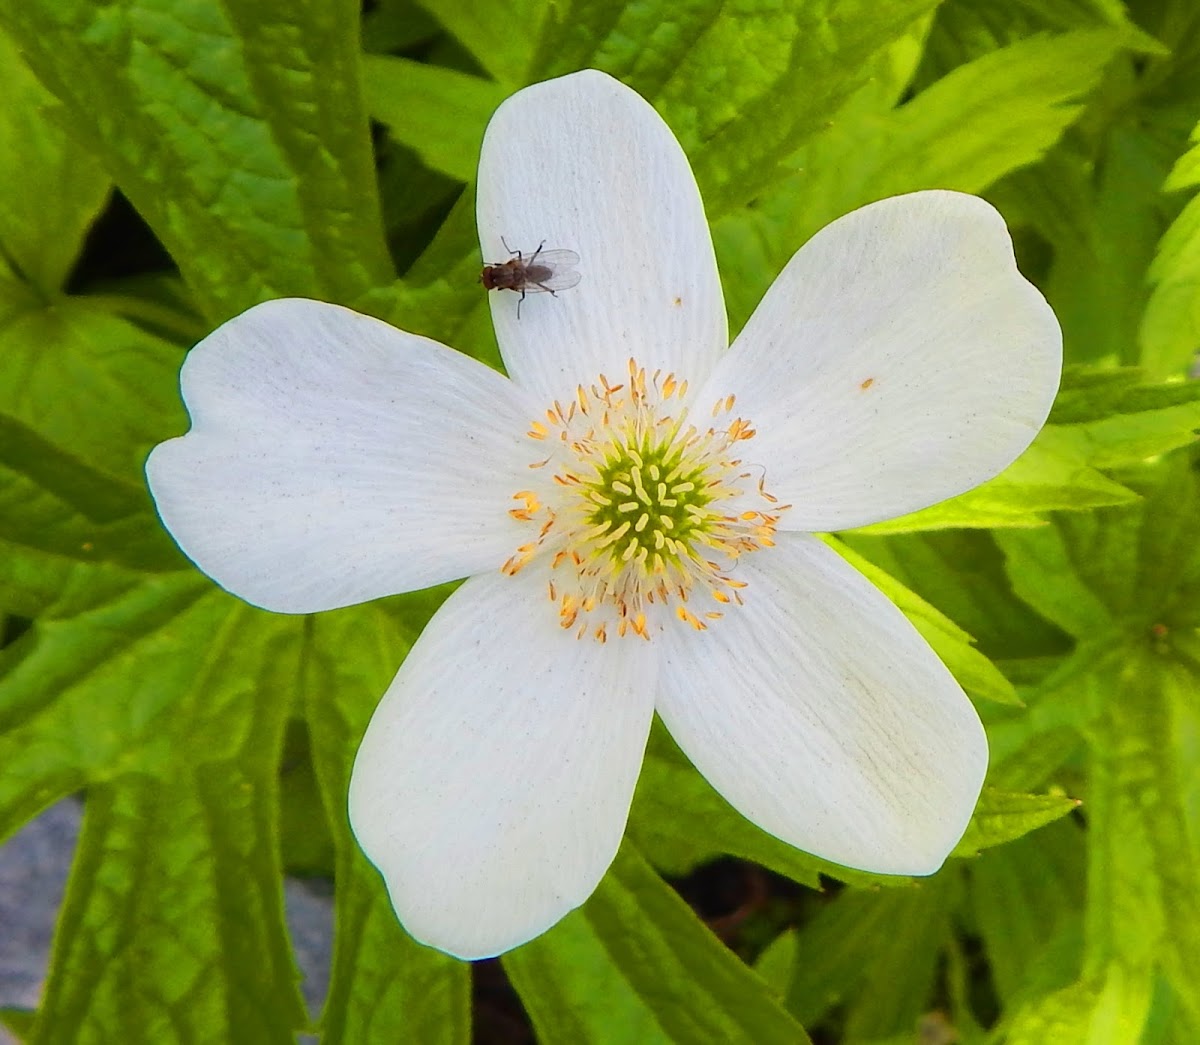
[502,358,786,642]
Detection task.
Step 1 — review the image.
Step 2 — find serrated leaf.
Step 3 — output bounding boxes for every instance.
[1140,121,1200,378]
[19,597,306,1043]
[995,454,1200,1027]
[0,28,110,293]
[995,526,1114,640]
[767,878,952,1034]
[967,820,1085,1004]
[414,0,542,86]
[1049,365,1200,423]
[852,426,1139,535]
[713,28,1128,332]
[503,843,810,1044]
[952,787,1080,856]
[0,0,393,322]
[363,56,509,183]
[0,299,186,482]
[303,600,470,1044]
[871,31,1125,195]
[531,0,938,217]
[0,570,212,840]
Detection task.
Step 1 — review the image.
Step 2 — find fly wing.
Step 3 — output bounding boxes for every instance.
[523,249,581,292]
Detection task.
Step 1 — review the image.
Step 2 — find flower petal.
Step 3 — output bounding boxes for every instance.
[655,532,987,875]
[146,299,537,613]
[348,565,657,959]
[699,191,1062,531]
[477,70,726,402]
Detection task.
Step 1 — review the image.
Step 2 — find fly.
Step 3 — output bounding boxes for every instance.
[481,239,581,317]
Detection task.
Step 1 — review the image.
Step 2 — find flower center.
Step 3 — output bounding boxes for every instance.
[503,359,788,641]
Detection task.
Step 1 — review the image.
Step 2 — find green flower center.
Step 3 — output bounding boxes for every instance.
[584,438,711,575]
[503,359,787,641]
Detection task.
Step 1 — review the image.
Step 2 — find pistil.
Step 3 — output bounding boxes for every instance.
[503,359,788,640]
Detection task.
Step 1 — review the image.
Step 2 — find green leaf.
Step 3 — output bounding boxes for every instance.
[303,600,471,1044]
[967,819,1085,1004]
[1084,648,1200,1026]
[995,526,1115,640]
[919,0,1163,74]
[869,31,1126,195]
[1011,118,1186,369]
[996,454,1200,1026]
[0,298,186,479]
[1001,454,1200,627]
[0,409,182,571]
[22,598,306,1043]
[628,733,818,888]
[362,0,439,56]
[1140,121,1200,378]
[629,724,907,890]
[0,466,181,573]
[363,56,509,183]
[532,0,939,216]
[0,570,211,840]
[1,1006,35,1039]
[0,0,394,322]
[503,843,811,1044]
[713,28,1128,332]
[1050,365,1200,423]
[851,426,1139,535]
[1004,966,1155,1045]
[0,28,110,294]
[952,786,1081,856]
[832,539,1021,705]
[415,0,543,86]
[841,530,1074,679]
[766,878,953,1035]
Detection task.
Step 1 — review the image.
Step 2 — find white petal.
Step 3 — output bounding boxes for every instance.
[655,532,987,875]
[349,566,657,959]
[477,70,726,402]
[699,191,1062,531]
[146,299,538,613]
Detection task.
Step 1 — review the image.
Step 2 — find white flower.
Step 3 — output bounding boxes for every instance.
[146,70,1061,960]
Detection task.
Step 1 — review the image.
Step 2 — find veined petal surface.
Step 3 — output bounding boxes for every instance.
[700,191,1062,531]
[147,299,535,613]
[477,70,726,402]
[655,532,987,875]
[349,566,658,959]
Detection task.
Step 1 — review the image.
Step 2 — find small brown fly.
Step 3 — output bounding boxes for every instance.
[480,239,581,317]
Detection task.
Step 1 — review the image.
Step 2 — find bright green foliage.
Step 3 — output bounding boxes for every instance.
[0,0,394,323]
[1141,119,1200,377]
[503,844,812,1044]
[989,456,1200,1039]
[2,0,1200,1041]
[952,787,1081,855]
[364,57,510,183]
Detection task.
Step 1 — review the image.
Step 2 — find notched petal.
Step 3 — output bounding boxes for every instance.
[702,190,1062,531]
[147,298,536,613]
